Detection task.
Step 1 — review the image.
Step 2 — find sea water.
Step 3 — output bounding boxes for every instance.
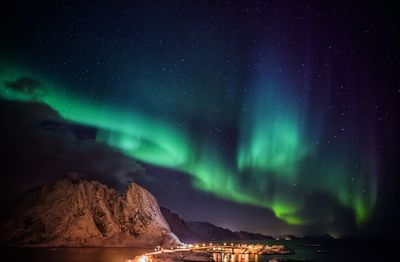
[1,239,394,262]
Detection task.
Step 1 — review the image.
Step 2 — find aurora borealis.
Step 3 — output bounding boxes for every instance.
[1,0,399,237]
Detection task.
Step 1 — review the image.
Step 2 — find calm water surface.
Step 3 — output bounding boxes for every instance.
[2,247,150,262]
[2,240,394,262]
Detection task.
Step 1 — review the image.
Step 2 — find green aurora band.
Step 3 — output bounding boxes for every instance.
[0,64,377,226]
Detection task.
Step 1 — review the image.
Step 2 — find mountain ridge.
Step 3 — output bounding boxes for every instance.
[0,176,180,247]
[160,207,275,243]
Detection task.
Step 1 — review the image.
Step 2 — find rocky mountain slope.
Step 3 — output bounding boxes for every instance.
[187,222,241,242]
[0,175,180,247]
[161,208,275,243]
[235,231,275,240]
[160,207,203,243]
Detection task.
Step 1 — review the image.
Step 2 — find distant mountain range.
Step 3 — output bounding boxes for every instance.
[160,207,275,243]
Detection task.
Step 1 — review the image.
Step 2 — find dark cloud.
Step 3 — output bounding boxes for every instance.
[40,120,98,140]
[0,99,147,196]
[3,76,46,99]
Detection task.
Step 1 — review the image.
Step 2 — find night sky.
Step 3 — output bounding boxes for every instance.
[0,0,399,238]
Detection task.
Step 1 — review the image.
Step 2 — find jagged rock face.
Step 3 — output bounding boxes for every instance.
[0,178,180,247]
[160,207,203,243]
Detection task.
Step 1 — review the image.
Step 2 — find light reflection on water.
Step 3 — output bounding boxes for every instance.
[213,253,259,262]
[1,240,391,262]
[2,247,151,262]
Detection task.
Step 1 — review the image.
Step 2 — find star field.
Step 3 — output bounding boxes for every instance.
[0,0,399,237]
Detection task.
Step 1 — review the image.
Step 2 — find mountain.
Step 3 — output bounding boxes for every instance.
[279,234,301,240]
[235,231,275,240]
[160,207,203,243]
[0,175,180,247]
[302,234,335,240]
[187,222,241,242]
[160,208,276,243]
